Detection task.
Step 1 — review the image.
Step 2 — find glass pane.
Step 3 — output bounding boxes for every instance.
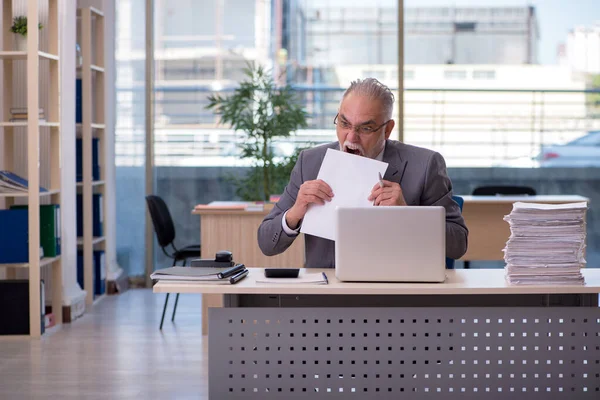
[292,0,399,141]
[404,0,600,168]
[405,0,600,269]
[150,0,399,271]
[116,0,146,277]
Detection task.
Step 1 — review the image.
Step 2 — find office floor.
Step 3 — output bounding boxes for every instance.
[0,289,208,399]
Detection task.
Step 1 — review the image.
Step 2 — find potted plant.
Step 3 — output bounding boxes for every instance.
[206,64,309,201]
[11,16,43,51]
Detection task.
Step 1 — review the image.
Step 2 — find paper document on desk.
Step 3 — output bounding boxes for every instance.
[256,271,328,284]
[300,148,388,241]
[503,201,588,286]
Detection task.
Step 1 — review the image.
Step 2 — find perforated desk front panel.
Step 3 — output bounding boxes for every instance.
[209,307,600,399]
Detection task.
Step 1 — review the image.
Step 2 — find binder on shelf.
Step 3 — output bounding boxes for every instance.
[77,250,106,297]
[94,250,106,295]
[11,204,61,257]
[0,280,45,335]
[76,138,100,182]
[0,209,29,263]
[76,79,82,123]
[77,193,104,237]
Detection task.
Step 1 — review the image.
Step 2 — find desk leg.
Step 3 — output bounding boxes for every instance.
[202,294,224,335]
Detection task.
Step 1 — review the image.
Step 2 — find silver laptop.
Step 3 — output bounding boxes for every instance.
[335,206,446,283]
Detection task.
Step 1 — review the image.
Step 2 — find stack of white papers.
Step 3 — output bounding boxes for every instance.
[503,202,588,285]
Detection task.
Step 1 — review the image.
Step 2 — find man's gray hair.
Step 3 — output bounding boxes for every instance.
[341,78,395,119]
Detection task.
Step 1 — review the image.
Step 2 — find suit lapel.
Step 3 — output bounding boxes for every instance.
[382,140,407,184]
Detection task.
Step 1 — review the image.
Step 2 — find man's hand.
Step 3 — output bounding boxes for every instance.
[286,179,334,229]
[368,180,407,206]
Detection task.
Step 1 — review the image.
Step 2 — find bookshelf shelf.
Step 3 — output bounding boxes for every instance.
[0,189,60,198]
[78,6,107,306]
[0,50,59,61]
[0,0,63,337]
[76,236,105,246]
[0,121,60,127]
[89,7,104,17]
[76,180,105,188]
[91,64,105,73]
[0,256,61,270]
[76,123,105,129]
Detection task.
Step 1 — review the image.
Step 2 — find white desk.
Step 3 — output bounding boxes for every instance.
[154,269,600,399]
[154,268,600,296]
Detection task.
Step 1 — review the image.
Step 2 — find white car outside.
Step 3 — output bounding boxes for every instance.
[536,131,600,167]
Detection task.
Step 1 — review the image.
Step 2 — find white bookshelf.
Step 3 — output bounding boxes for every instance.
[0,0,63,337]
[77,6,106,306]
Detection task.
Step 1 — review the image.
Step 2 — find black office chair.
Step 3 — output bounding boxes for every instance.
[464,185,536,269]
[146,195,201,329]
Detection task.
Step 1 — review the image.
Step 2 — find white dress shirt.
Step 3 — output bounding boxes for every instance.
[281,146,385,236]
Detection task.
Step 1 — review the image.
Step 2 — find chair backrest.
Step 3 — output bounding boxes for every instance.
[472,185,536,196]
[145,195,176,248]
[445,195,464,270]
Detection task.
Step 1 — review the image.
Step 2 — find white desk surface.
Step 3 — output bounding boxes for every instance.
[459,195,589,204]
[153,268,600,296]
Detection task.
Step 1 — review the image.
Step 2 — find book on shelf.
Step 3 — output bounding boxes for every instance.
[9,118,47,123]
[9,108,46,123]
[0,170,48,192]
[10,113,45,118]
[10,108,44,114]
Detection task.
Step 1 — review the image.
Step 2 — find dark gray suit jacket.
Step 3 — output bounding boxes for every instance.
[257,140,468,268]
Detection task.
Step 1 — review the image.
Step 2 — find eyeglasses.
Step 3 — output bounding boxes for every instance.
[334,113,391,136]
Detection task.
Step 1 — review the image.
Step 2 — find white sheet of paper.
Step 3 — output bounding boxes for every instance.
[300,148,388,241]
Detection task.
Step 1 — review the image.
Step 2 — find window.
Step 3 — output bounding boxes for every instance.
[454,22,476,32]
[473,70,496,80]
[444,70,467,80]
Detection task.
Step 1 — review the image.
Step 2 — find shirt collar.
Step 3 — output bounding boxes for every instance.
[375,146,385,162]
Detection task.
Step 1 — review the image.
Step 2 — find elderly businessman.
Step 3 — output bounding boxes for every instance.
[257,78,468,268]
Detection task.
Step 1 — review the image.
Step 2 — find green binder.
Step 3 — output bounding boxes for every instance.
[11,204,61,257]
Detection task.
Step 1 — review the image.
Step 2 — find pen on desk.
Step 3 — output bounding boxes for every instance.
[230,268,249,284]
[218,263,245,279]
[322,272,329,285]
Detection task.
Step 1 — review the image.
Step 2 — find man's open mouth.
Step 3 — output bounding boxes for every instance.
[345,146,362,156]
